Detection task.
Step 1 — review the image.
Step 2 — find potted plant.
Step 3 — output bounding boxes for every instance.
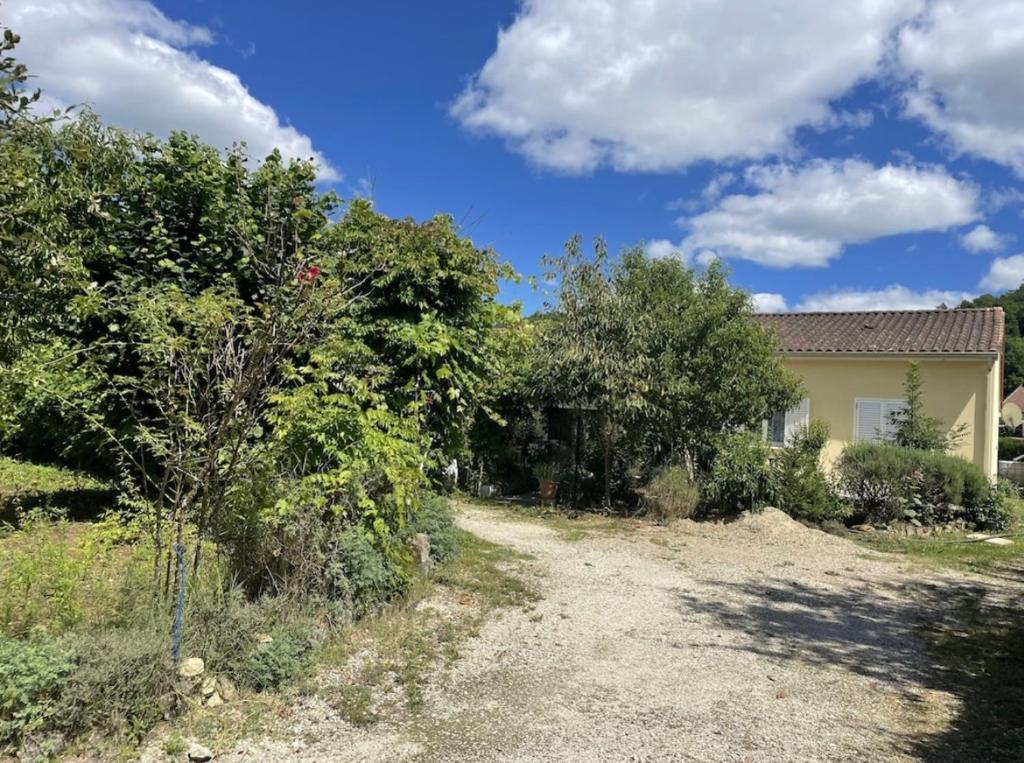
[534,462,560,500]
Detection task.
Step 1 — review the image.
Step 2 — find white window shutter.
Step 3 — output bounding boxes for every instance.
[855,399,883,443]
[881,400,907,441]
[784,398,810,443]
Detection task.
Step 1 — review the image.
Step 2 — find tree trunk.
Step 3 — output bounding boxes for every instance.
[602,414,612,509]
[571,408,581,509]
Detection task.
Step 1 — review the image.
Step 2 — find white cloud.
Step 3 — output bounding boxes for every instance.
[961,224,1004,254]
[980,254,1024,292]
[644,239,683,260]
[898,0,1024,175]
[453,0,922,172]
[796,285,975,312]
[6,0,339,180]
[677,159,979,268]
[751,293,788,313]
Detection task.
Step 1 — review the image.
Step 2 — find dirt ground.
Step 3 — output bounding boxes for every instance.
[210,503,1018,762]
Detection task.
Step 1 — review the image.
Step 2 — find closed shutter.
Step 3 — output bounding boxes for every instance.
[854,398,906,443]
[784,398,810,443]
[881,399,907,441]
[854,399,883,442]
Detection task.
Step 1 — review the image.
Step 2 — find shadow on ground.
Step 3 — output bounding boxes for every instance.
[673,575,1024,762]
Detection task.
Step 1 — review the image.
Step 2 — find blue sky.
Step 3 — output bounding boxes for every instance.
[7,0,1024,314]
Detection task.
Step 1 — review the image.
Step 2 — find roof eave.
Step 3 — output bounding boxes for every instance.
[777,350,1001,360]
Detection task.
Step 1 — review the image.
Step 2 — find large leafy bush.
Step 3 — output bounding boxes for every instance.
[701,432,775,514]
[405,493,459,564]
[837,443,1002,528]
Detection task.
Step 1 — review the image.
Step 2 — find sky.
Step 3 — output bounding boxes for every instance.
[5,0,1024,314]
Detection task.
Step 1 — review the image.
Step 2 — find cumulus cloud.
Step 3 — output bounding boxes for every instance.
[961,224,1005,254]
[676,159,979,268]
[751,293,788,313]
[644,239,683,260]
[796,286,976,312]
[979,254,1024,292]
[898,0,1024,175]
[453,0,922,172]
[6,0,339,180]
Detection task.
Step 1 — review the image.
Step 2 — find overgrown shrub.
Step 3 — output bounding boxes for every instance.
[773,420,846,522]
[326,530,408,617]
[405,493,458,564]
[837,443,996,527]
[182,574,321,691]
[0,635,73,752]
[701,432,774,514]
[971,478,1018,533]
[57,627,175,742]
[640,465,700,523]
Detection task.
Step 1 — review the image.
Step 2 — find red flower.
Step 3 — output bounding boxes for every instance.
[297,265,321,283]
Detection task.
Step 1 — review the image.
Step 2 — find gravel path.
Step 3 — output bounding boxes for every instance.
[223,504,1009,762]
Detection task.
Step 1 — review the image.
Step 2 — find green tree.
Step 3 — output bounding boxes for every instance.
[889,362,968,452]
[533,236,650,507]
[961,288,1024,395]
[616,250,799,471]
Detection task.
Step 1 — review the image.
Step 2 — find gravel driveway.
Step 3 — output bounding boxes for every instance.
[230,503,1005,762]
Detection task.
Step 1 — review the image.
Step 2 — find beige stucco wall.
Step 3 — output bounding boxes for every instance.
[782,354,1001,477]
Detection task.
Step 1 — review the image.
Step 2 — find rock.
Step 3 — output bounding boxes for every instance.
[187,742,213,762]
[984,537,1013,546]
[255,633,273,644]
[965,532,988,540]
[178,657,205,678]
[217,677,238,702]
[200,676,217,697]
[205,692,224,708]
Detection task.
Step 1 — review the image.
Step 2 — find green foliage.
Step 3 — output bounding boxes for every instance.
[531,239,798,508]
[533,237,650,506]
[532,462,560,483]
[0,458,113,520]
[57,627,175,742]
[701,432,775,514]
[640,465,701,523]
[616,252,800,470]
[0,635,73,750]
[837,443,996,527]
[0,512,152,637]
[961,290,1024,395]
[327,530,408,618]
[773,420,846,522]
[0,49,502,597]
[999,437,1024,461]
[405,493,458,564]
[890,362,968,452]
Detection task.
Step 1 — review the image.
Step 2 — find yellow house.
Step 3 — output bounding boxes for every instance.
[755,308,1005,477]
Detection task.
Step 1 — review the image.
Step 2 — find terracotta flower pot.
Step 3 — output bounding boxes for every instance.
[538,479,559,500]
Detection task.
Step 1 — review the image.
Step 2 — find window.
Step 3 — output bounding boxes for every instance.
[853,398,906,443]
[765,398,809,446]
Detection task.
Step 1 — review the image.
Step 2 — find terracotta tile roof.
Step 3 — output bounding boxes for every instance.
[1004,385,1024,408]
[754,308,1004,355]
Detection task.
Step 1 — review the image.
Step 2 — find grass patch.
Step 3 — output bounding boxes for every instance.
[915,598,1024,762]
[313,529,538,726]
[840,498,1024,577]
[0,458,114,522]
[0,458,108,496]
